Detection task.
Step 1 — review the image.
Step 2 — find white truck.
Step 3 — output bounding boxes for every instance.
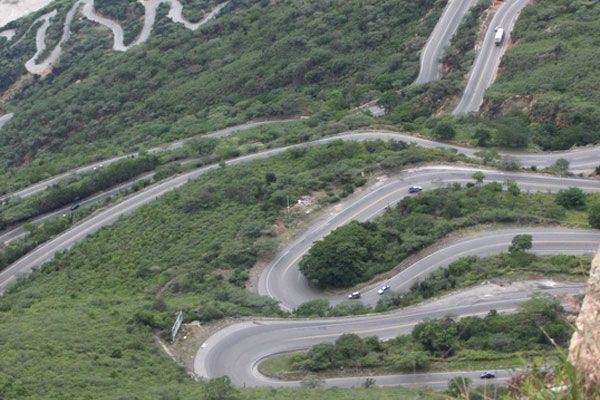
[494,27,505,46]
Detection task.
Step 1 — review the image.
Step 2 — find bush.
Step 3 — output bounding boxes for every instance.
[433,122,456,140]
[556,187,586,210]
[509,234,533,254]
[295,299,330,317]
[589,202,600,229]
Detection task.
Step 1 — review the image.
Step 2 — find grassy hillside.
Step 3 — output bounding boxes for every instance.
[483,0,600,150]
[0,0,443,184]
[0,141,465,399]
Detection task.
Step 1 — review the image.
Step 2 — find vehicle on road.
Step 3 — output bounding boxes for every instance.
[480,371,496,379]
[377,285,391,295]
[348,291,361,300]
[408,186,423,193]
[70,203,80,211]
[494,27,505,46]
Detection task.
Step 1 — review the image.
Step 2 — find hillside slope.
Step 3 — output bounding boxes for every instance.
[483,0,600,150]
[0,0,442,179]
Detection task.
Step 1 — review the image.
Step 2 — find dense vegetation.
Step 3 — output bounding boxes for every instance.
[0,141,465,399]
[94,0,145,45]
[483,0,600,150]
[300,180,596,288]
[0,0,443,184]
[265,295,570,376]
[0,155,158,230]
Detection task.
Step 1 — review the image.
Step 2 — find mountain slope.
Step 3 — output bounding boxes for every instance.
[0,0,442,178]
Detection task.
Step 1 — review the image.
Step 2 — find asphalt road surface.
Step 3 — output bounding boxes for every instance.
[0,118,298,203]
[259,166,600,310]
[0,172,155,245]
[0,113,13,129]
[453,0,530,114]
[196,280,585,387]
[2,0,598,391]
[416,0,479,83]
[2,126,600,205]
[2,141,600,294]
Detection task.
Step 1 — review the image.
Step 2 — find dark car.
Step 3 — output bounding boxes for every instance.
[348,291,361,300]
[408,186,423,193]
[480,371,496,379]
[70,203,80,211]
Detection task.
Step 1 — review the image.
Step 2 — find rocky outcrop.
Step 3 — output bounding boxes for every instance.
[569,249,600,385]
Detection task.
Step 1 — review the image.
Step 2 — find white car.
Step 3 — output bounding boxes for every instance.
[348,291,361,300]
[378,285,391,295]
[408,186,423,193]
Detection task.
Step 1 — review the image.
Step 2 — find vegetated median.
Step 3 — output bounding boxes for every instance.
[294,250,591,318]
[261,295,571,385]
[0,140,466,399]
[299,181,600,289]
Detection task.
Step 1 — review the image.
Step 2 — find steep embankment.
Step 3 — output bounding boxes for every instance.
[569,249,600,385]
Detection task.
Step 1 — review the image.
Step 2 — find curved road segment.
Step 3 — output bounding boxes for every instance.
[196,280,586,388]
[3,127,600,204]
[2,135,600,293]
[2,0,599,392]
[0,118,297,203]
[453,0,530,114]
[416,0,479,83]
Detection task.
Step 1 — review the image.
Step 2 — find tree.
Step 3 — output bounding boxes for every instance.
[363,378,376,388]
[471,171,485,185]
[392,350,430,372]
[300,374,324,389]
[265,172,277,184]
[335,334,368,360]
[203,377,239,400]
[509,234,533,254]
[553,158,570,175]
[299,221,386,288]
[295,299,330,317]
[493,117,531,148]
[473,128,491,146]
[505,180,520,196]
[433,122,456,140]
[412,317,458,357]
[304,343,342,371]
[589,202,600,229]
[556,187,586,210]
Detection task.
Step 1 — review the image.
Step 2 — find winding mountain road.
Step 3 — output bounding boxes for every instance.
[416,0,479,83]
[17,0,229,74]
[2,0,599,392]
[453,0,530,114]
[0,118,298,203]
[3,127,600,205]
[2,139,600,295]
[196,280,586,388]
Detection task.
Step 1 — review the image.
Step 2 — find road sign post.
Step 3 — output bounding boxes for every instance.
[171,311,183,343]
